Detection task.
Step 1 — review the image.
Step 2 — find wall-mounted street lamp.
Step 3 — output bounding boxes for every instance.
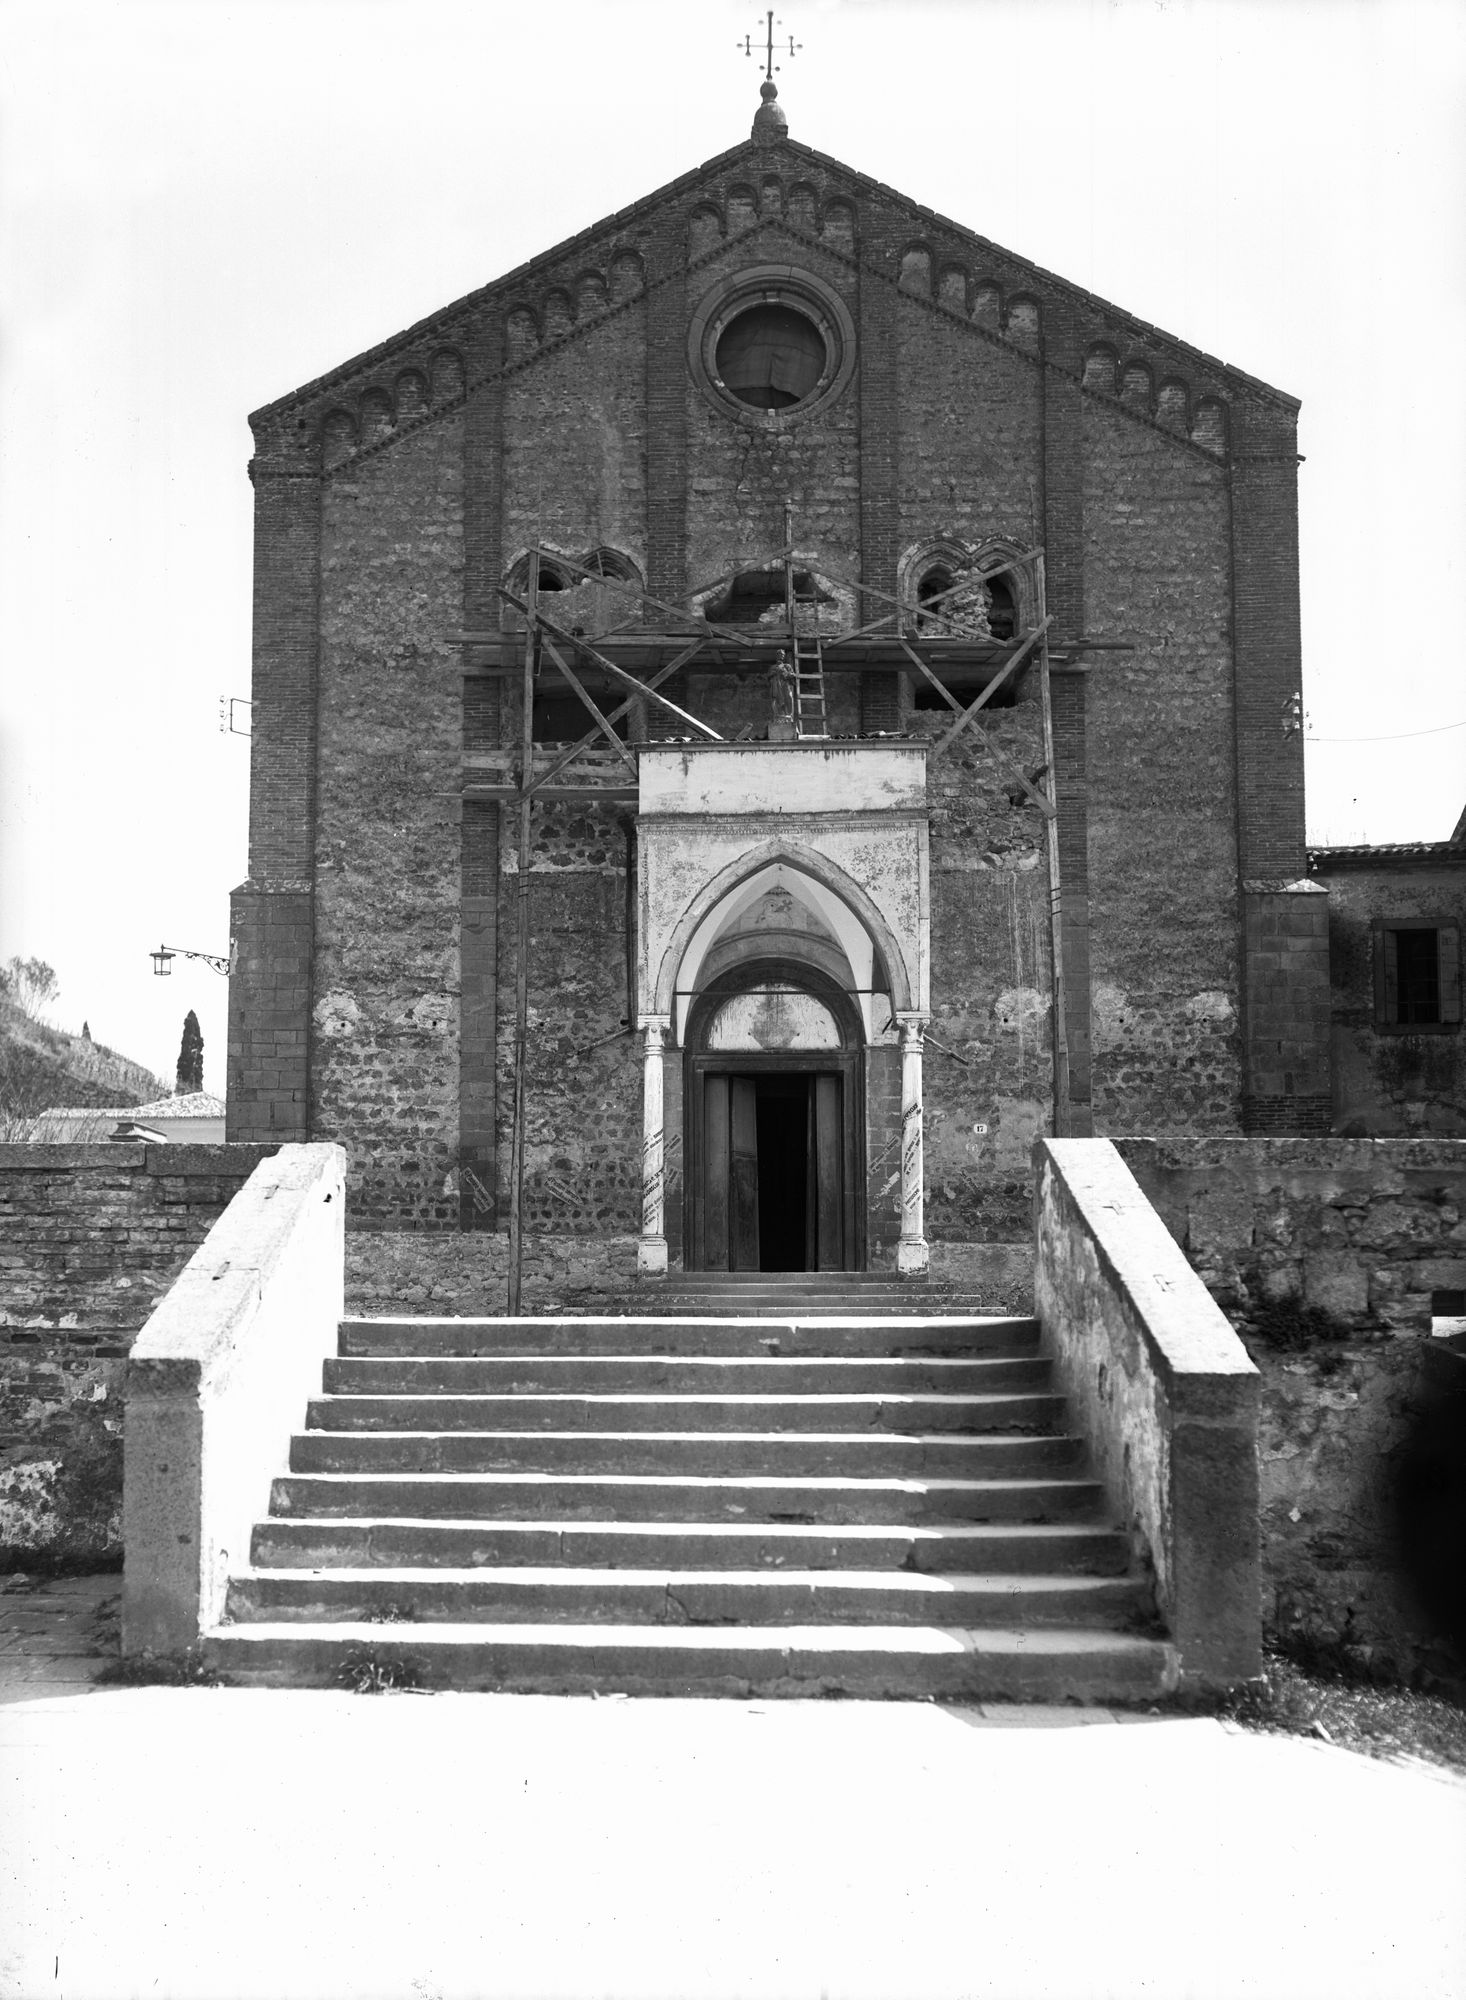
[150,944,231,977]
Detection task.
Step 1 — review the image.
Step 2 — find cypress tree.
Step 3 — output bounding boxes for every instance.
[176,1010,204,1095]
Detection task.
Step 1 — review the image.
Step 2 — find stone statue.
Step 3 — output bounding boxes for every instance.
[767,649,797,727]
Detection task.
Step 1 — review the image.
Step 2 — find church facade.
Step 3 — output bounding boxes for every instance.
[227,84,1323,1279]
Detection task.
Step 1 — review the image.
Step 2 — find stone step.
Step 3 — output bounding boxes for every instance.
[288,1429,1076,1479]
[250,1516,1136,1575]
[302,1391,1065,1437]
[644,1297,990,1319]
[204,1621,1177,1702]
[223,1566,1153,1630]
[322,1354,1050,1396]
[339,1316,1041,1359]
[269,1470,1106,1525]
[645,1281,955,1293]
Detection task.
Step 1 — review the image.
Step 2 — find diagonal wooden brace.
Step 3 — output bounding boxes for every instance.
[538,632,639,776]
[931,617,1052,760]
[905,626,1056,817]
[900,635,1055,816]
[497,587,723,742]
[525,639,708,798]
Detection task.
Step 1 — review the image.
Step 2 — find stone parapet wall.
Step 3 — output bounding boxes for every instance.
[1114,1136,1466,1334]
[1033,1138,1262,1691]
[0,1142,276,1563]
[125,1145,346,1653]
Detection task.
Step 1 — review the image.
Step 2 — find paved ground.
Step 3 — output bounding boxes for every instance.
[2,1575,1464,2000]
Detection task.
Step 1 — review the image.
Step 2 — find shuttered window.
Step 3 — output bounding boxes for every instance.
[1373,924,1461,1027]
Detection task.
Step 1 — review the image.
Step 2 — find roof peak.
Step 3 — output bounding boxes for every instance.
[743,10,797,141]
[752,77,788,142]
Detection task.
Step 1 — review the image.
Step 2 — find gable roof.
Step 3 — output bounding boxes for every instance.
[250,128,1297,437]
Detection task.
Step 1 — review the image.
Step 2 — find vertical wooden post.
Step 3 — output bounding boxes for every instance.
[506,554,537,1314]
[783,500,795,632]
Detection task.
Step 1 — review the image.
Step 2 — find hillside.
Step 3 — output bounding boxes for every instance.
[0,995,165,1131]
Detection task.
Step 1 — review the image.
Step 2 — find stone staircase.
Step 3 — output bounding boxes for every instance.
[206,1275,1177,1699]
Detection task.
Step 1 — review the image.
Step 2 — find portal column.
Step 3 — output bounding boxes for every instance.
[638,1016,671,1275]
[896,1014,930,1276]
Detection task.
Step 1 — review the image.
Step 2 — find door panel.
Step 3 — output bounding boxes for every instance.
[703,1074,730,1272]
[813,1072,844,1271]
[729,1076,760,1271]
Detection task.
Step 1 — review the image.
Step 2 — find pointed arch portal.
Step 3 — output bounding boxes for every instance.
[632,763,931,1278]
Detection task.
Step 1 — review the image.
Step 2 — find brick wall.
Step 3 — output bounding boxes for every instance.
[0,1143,274,1563]
[1081,396,1242,1135]
[1240,887,1332,1132]
[1228,403,1319,1126]
[1229,407,1306,883]
[895,286,1041,551]
[857,216,898,614]
[235,137,1319,1249]
[311,416,465,1227]
[227,884,312,1141]
[230,449,323,1144]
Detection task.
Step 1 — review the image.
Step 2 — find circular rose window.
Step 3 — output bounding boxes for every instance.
[715,303,828,411]
[690,267,857,429]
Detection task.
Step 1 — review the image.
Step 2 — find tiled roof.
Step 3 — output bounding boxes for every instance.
[125,1093,225,1119]
[1309,841,1466,868]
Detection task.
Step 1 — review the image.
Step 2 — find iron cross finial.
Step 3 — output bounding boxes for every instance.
[740,11,800,81]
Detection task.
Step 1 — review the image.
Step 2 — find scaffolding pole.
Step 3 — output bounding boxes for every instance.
[457,529,1080,1289]
[506,562,537,1316]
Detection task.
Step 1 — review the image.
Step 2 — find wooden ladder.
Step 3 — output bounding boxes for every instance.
[793,636,828,740]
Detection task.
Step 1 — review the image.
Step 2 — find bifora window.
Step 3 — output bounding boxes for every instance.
[715,303,828,410]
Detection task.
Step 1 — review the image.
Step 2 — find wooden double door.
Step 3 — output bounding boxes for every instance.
[692,1063,857,1272]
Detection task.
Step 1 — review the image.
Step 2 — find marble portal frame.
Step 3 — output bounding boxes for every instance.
[634,744,931,1276]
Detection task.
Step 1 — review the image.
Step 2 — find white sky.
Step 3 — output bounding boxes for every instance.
[2,0,1464,1093]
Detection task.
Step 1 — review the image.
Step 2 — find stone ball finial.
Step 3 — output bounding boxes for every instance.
[752,77,788,141]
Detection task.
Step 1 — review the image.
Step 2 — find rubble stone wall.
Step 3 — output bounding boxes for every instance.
[0,1144,275,1564]
[1117,1135,1466,1680]
[1116,1136,1466,1334]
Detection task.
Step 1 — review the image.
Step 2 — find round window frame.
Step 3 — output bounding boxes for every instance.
[689,267,857,431]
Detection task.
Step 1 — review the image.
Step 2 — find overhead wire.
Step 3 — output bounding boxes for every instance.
[1306,719,1466,744]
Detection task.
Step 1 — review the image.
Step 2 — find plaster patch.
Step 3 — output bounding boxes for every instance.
[993,988,1047,1034]
[314,991,363,1037]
